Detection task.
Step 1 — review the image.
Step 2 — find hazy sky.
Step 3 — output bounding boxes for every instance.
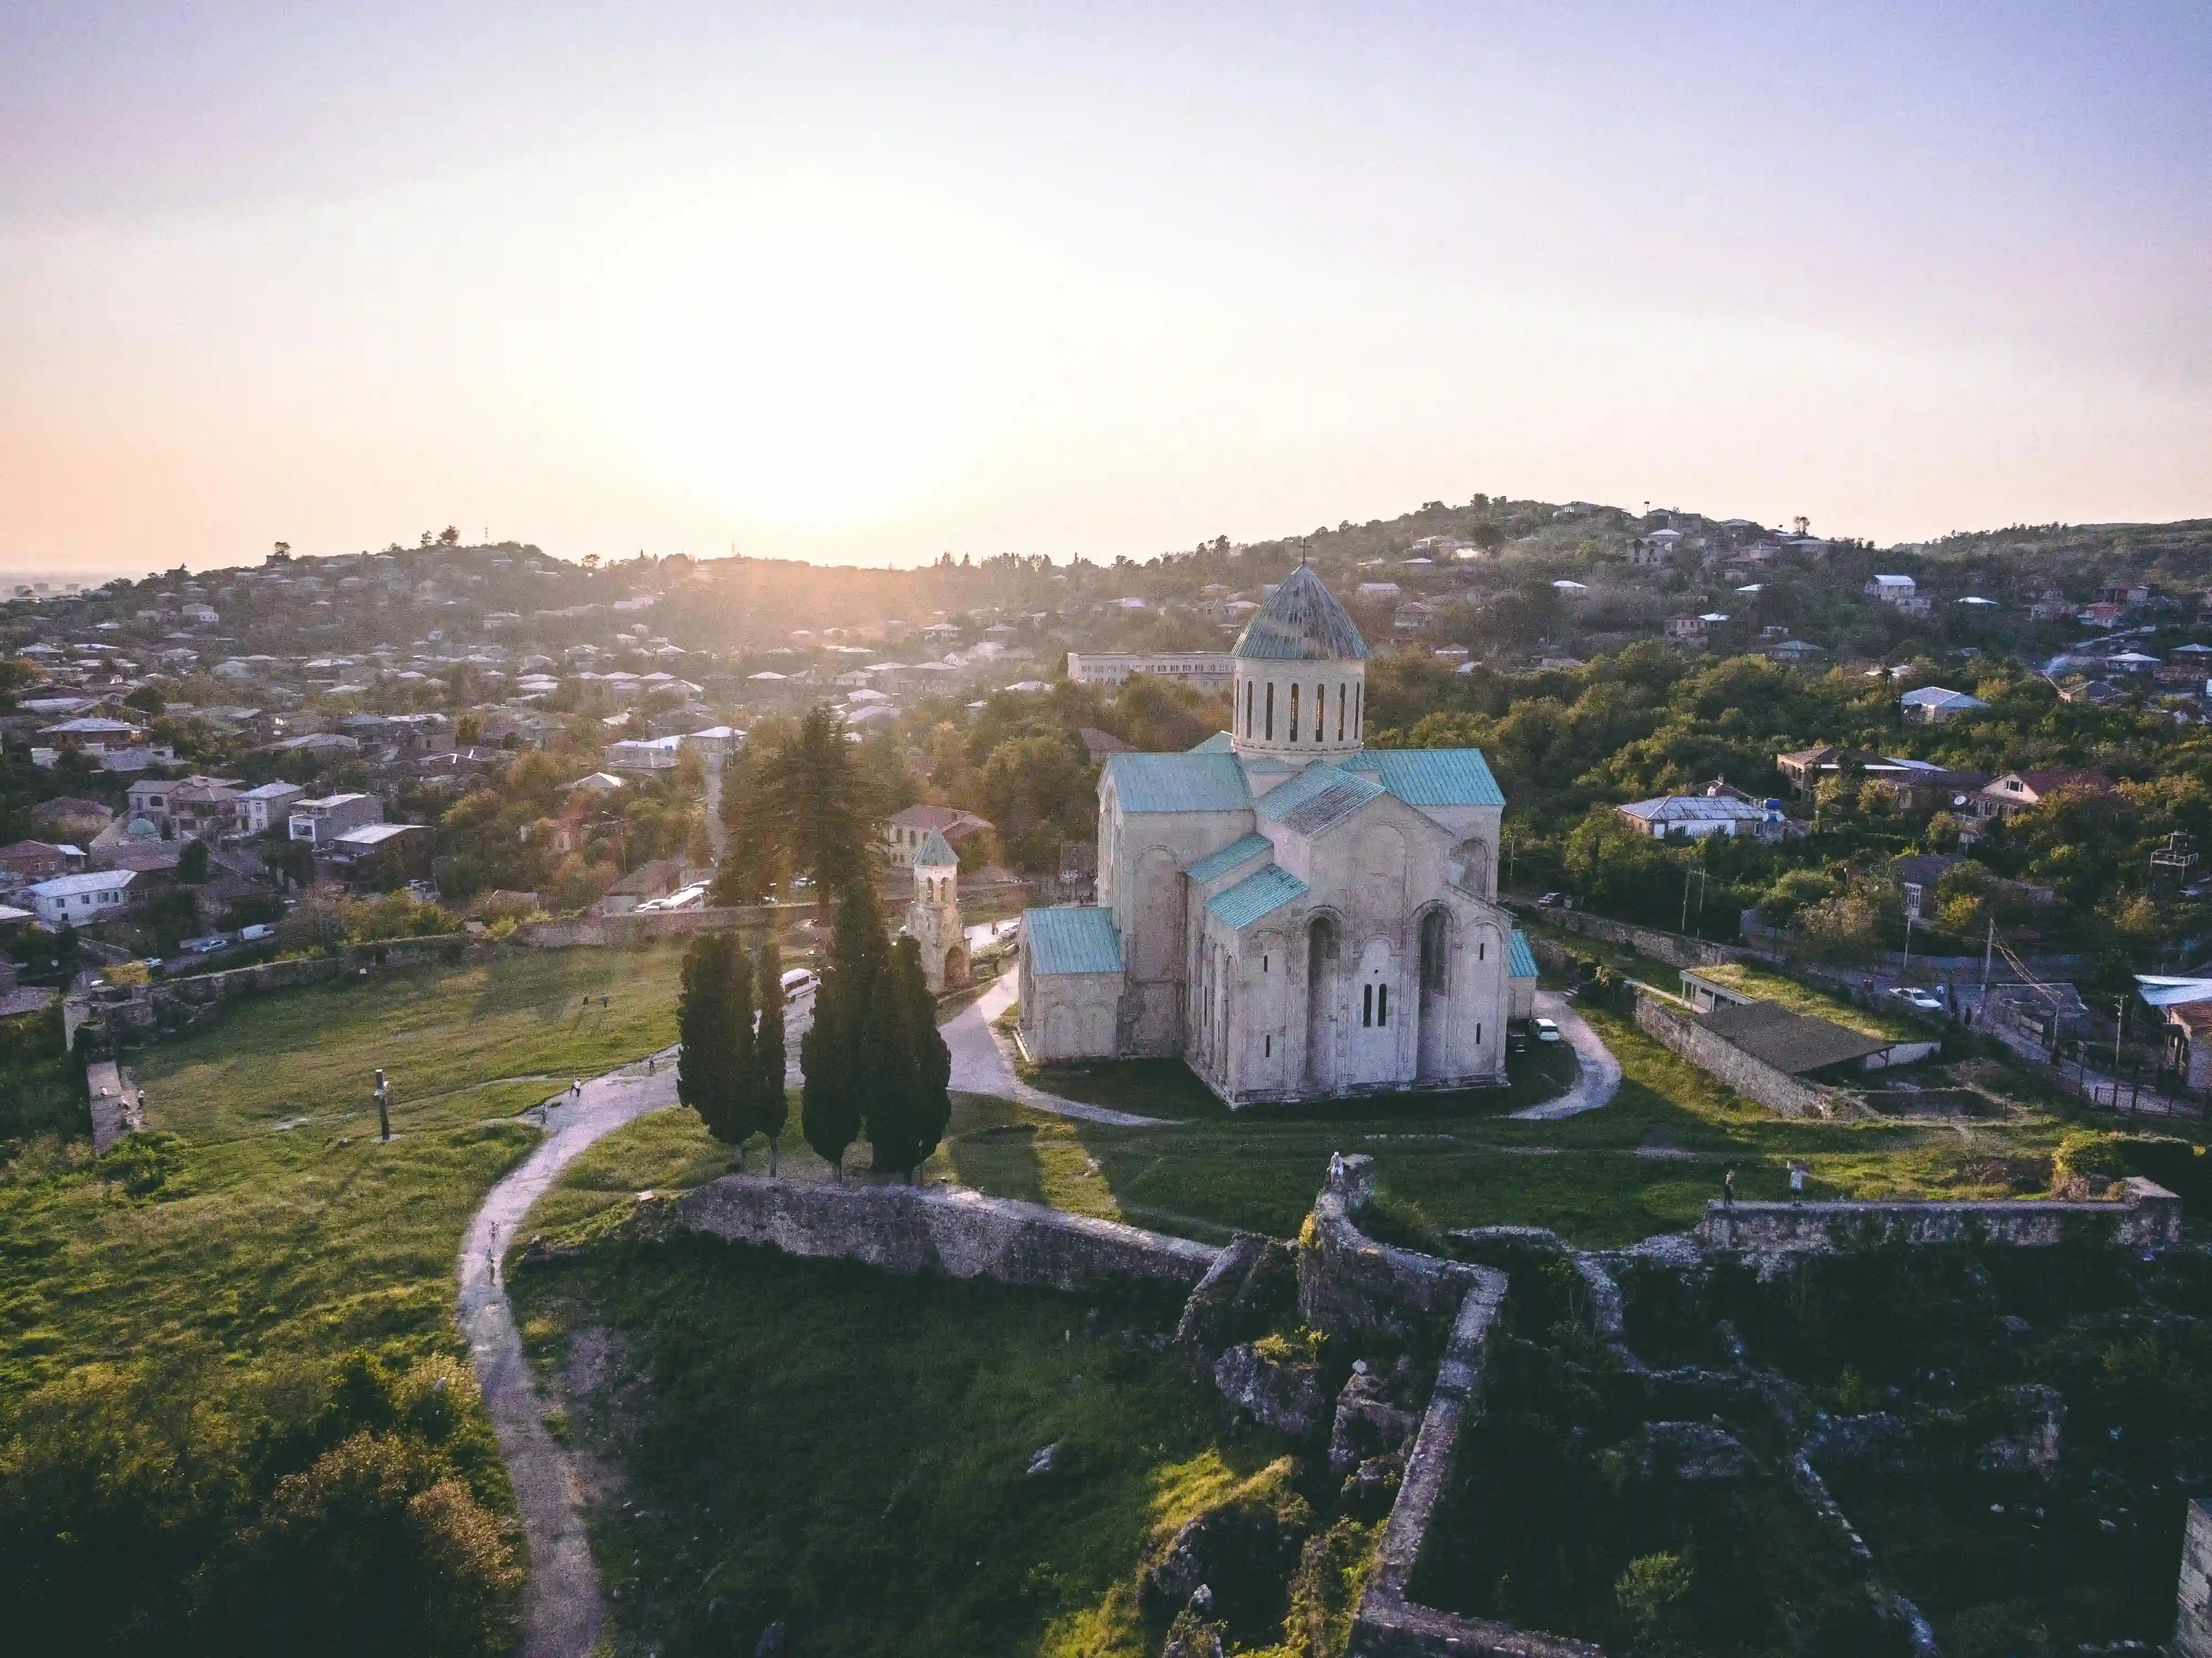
[3,3,2208,575]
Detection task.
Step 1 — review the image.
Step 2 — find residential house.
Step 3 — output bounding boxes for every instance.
[1975,769,2118,822]
[233,781,308,836]
[1901,686,1989,725]
[0,841,85,886]
[126,775,242,837]
[1663,615,1709,645]
[318,822,433,892]
[1614,795,1775,839]
[1865,575,1929,615]
[1762,639,1826,666]
[605,736,683,773]
[881,804,993,867]
[24,867,135,926]
[1063,652,1235,690]
[288,793,383,843]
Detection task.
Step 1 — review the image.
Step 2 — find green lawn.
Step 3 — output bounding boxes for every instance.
[135,942,689,1143]
[540,998,2070,1256]
[509,1230,1289,1658]
[1687,961,1926,1042]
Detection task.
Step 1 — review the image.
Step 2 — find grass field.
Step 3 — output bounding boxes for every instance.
[539,995,2072,1255]
[0,943,690,1399]
[1687,960,1927,1042]
[509,1230,1289,1658]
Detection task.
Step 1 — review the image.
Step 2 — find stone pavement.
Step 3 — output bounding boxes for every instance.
[1509,991,1623,1120]
[944,975,1166,1127]
[85,1058,144,1153]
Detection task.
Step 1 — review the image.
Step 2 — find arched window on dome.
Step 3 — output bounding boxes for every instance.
[1245,680,1253,738]
[1265,681,1274,741]
[1313,683,1323,741]
[1337,684,1346,743]
[1289,683,1300,742]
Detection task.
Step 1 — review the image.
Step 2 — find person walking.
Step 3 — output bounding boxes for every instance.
[1722,1166,1737,1207]
[1788,1160,1808,1201]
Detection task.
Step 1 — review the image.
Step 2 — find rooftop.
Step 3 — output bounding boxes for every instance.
[1231,564,1370,663]
[1023,906,1125,976]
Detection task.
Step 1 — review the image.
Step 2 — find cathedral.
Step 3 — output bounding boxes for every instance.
[1018,565,1535,1108]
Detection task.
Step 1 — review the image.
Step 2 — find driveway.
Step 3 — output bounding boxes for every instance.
[1509,991,1622,1120]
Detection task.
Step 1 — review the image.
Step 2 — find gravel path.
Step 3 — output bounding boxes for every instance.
[457,1052,679,1658]
[1509,991,1623,1120]
[943,976,1167,1127]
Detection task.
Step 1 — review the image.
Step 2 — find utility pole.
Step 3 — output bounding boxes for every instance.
[1980,917,1995,997]
[374,1067,392,1142]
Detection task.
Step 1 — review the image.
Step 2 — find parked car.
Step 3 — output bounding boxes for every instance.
[1533,1016,1563,1043]
[1888,986,1947,1015]
[180,933,232,955]
[1537,892,1574,909]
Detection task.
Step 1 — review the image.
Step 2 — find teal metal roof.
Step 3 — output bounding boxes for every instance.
[1206,864,1309,930]
[1232,564,1370,662]
[1104,752,1252,814]
[913,827,958,867]
[1254,762,1387,837]
[1024,907,1124,976]
[1341,749,1506,808]
[1508,929,1539,982]
[1185,833,1273,884]
[1189,731,1235,754]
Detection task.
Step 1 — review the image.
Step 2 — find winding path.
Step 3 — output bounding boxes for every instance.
[457,1053,679,1658]
[1508,990,1623,1120]
[944,975,1166,1127]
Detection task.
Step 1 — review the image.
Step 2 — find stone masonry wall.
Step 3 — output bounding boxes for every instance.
[1636,991,1844,1119]
[1512,904,1748,971]
[2178,1498,2212,1658]
[672,1173,1222,1295]
[1700,1177,2185,1253]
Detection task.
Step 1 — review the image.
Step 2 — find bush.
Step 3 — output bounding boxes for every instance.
[98,1130,186,1199]
[2051,1129,2134,1198]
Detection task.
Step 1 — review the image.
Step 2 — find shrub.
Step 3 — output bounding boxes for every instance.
[2051,1129,2134,1198]
[98,1130,186,1199]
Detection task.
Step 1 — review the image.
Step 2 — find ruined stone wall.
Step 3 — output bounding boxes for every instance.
[1298,1154,1494,1349]
[66,934,489,1053]
[1512,905,1748,971]
[2178,1498,2212,1658]
[515,904,806,949]
[1635,991,1844,1119]
[1699,1179,2184,1253]
[672,1173,1222,1294]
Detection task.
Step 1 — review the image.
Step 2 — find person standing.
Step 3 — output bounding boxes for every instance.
[1722,1166,1737,1207]
[1789,1161,1808,1200]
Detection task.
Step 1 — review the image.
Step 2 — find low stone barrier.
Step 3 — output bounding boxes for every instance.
[1298,1154,1494,1349]
[1698,1177,2184,1253]
[1509,904,1748,971]
[66,934,490,1054]
[2178,1498,2212,1658]
[672,1173,1222,1295]
[516,904,812,949]
[1635,991,1845,1120]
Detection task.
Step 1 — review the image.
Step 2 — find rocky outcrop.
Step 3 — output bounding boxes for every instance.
[1213,1340,1329,1439]
[1176,1233,1297,1368]
[1615,1420,1760,1482]
[1329,1360,1421,1480]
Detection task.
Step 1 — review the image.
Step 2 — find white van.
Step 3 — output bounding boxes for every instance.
[780,968,818,1005]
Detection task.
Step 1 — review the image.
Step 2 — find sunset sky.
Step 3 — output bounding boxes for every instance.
[3,2,2208,576]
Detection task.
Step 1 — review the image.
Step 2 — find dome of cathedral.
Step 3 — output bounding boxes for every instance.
[1231,564,1369,662]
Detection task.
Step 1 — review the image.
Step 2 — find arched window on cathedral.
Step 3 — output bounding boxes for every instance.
[1289,683,1300,742]
[1264,681,1274,740]
[1245,680,1253,738]
[1337,683,1345,743]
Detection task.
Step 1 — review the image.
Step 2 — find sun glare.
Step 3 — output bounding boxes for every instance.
[606,185,1012,530]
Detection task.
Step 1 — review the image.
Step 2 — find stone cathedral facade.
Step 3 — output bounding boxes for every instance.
[1019,565,1534,1108]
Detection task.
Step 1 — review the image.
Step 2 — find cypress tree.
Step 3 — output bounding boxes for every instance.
[725,934,756,1169]
[677,934,735,1144]
[752,937,788,1174]
[801,883,880,1180]
[868,935,951,1181]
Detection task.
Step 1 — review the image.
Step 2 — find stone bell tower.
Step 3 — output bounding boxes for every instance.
[908,827,969,994]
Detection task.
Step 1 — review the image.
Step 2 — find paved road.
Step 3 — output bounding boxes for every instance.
[457,1054,678,1658]
[943,975,1166,1127]
[1509,991,1623,1120]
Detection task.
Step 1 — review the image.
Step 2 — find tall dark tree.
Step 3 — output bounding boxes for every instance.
[724,938,757,1168]
[706,831,766,907]
[677,934,744,1153]
[800,883,883,1180]
[751,936,788,1174]
[745,707,883,893]
[866,936,951,1181]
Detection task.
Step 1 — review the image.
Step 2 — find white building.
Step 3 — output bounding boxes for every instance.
[233,781,307,836]
[1064,652,1235,690]
[25,868,135,926]
[1614,796,1775,838]
[1021,566,1528,1108]
[1900,686,1990,725]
